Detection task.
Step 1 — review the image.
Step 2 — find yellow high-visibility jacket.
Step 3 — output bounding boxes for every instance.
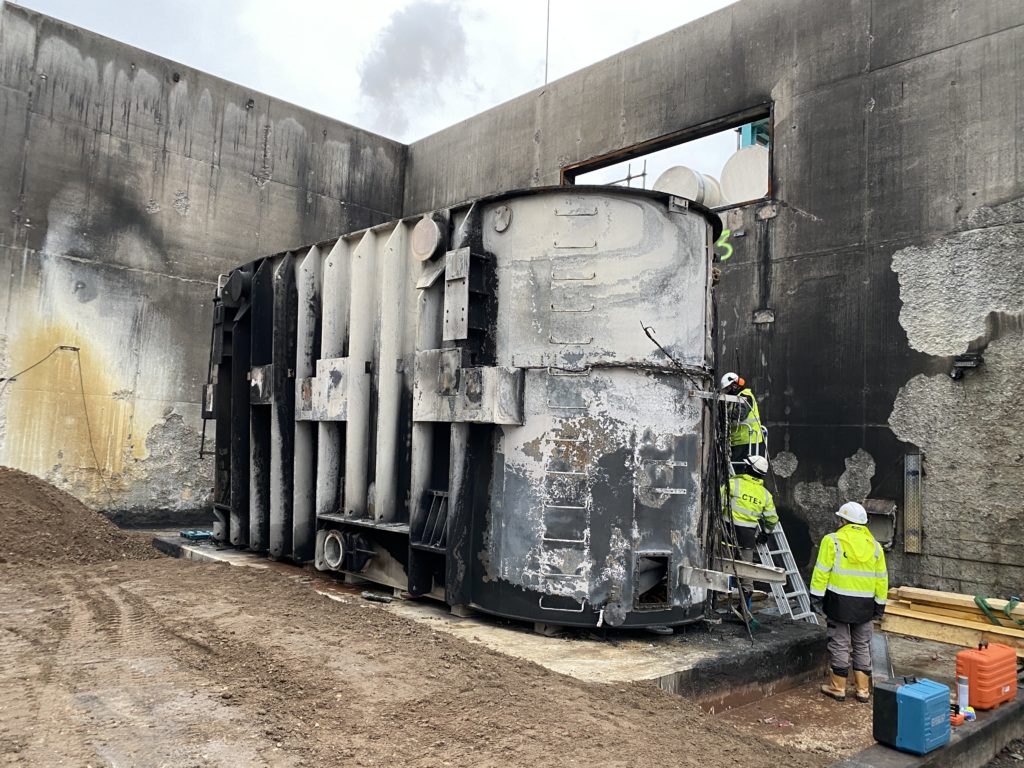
[724,474,778,530]
[729,387,764,448]
[809,523,888,625]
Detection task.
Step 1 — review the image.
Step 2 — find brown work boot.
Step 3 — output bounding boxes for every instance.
[820,671,847,701]
[853,671,871,702]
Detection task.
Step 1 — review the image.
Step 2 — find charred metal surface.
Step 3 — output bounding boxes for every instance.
[268,254,298,559]
[209,187,719,627]
[397,0,1024,595]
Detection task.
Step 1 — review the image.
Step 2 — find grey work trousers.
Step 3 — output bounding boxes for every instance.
[826,619,873,675]
[738,546,755,591]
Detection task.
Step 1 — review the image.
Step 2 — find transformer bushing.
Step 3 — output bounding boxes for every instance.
[205,187,723,628]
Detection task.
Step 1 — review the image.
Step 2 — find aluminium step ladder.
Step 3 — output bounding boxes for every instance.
[755,523,819,625]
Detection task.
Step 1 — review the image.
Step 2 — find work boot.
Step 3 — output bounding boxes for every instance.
[853,671,871,703]
[820,671,847,701]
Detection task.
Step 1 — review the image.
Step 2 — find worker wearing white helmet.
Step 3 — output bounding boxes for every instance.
[719,372,765,463]
[723,454,778,616]
[810,501,889,703]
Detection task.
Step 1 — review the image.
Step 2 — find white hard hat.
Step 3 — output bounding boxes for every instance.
[836,502,868,525]
[744,455,769,475]
[720,372,740,390]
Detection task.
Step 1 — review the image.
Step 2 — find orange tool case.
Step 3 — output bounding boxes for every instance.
[955,641,1018,710]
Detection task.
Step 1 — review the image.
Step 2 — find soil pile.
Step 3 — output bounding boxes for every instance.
[0,466,154,566]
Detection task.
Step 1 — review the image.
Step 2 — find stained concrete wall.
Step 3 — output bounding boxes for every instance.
[404,0,1024,594]
[0,3,405,521]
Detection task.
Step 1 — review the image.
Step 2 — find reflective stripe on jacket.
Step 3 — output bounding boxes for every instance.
[723,474,778,530]
[809,523,888,625]
[729,387,764,447]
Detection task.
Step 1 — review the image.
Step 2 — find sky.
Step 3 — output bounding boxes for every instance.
[20,0,741,188]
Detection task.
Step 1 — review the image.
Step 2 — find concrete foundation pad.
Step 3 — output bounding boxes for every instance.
[831,690,1024,768]
[154,533,826,708]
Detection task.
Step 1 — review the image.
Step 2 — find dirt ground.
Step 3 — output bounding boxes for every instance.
[0,557,835,768]
[718,679,875,760]
[0,467,829,768]
[987,738,1024,766]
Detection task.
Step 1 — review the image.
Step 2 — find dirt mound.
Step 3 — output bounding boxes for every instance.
[0,466,155,566]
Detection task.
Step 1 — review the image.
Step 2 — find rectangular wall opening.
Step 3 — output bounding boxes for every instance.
[563,107,772,209]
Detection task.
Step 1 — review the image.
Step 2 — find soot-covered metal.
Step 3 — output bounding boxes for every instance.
[205,187,722,628]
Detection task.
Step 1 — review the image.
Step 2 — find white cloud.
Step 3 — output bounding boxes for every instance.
[21,0,737,142]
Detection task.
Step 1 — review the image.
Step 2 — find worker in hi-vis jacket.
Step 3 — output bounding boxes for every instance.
[810,501,888,703]
[723,454,778,616]
[719,372,765,463]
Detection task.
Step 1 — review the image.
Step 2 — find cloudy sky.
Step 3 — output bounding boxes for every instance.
[22,0,741,187]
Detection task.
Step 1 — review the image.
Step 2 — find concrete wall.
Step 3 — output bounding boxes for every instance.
[0,3,405,521]
[404,0,1024,594]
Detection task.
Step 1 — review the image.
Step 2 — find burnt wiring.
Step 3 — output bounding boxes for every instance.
[0,345,115,505]
[702,295,756,641]
[639,321,709,389]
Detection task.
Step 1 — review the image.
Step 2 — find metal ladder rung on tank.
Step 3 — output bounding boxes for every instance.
[755,523,819,625]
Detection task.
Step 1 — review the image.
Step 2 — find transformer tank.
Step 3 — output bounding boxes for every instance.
[205,187,722,628]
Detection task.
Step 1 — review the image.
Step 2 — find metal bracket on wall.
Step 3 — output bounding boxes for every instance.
[294,357,349,421]
[903,453,923,554]
[442,247,470,341]
[412,348,524,425]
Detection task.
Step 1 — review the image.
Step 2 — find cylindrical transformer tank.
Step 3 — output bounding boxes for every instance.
[205,187,721,628]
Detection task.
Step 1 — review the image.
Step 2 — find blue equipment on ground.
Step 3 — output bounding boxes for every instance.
[179,530,215,541]
[873,676,951,755]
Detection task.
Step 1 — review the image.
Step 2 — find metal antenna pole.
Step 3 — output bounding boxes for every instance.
[544,0,551,84]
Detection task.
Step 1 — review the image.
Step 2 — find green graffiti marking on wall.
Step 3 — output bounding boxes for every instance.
[716,228,733,261]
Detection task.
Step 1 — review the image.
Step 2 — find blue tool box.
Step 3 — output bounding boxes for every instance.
[873,676,951,755]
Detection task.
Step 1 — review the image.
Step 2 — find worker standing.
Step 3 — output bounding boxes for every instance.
[810,502,888,703]
[720,372,765,463]
[724,455,778,614]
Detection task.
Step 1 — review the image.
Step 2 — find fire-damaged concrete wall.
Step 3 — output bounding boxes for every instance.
[403,0,1024,594]
[0,3,405,521]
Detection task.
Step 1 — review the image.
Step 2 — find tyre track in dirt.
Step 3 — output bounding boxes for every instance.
[3,556,827,767]
[1,565,298,768]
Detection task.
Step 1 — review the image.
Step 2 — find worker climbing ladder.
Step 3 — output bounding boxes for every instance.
[755,523,819,625]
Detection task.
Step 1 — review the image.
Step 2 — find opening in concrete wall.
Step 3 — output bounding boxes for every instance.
[564,109,771,209]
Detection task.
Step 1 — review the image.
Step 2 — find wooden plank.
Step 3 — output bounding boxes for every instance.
[885,604,1024,639]
[881,613,1024,657]
[890,587,1024,619]
[892,599,1022,626]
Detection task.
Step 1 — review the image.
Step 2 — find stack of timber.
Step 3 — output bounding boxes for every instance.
[882,587,1024,657]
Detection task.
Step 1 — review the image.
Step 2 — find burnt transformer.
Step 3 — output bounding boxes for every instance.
[204,187,724,628]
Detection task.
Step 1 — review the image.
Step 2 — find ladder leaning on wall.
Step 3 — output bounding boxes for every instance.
[756,523,819,625]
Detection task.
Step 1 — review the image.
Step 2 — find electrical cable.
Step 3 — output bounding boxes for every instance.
[639,321,707,388]
[0,345,115,505]
[71,348,115,505]
[0,345,66,400]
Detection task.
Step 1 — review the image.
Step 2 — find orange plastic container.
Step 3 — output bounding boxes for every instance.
[955,641,1018,710]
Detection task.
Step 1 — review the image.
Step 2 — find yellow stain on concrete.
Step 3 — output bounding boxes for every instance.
[3,324,132,499]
